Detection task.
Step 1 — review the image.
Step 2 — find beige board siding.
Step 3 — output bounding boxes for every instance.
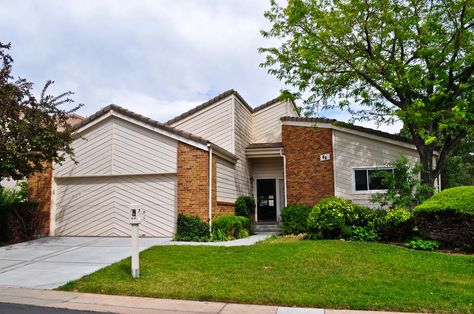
[233,97,253,196]
[252,101,295,143]
[216,158,238,203]
[251,157,284,179]
[170,97,234,152]
[55,174,176,237]
[55,117,177,177]
[333,129,419,207]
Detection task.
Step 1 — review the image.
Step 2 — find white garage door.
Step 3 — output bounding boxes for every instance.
[54,174,176,237]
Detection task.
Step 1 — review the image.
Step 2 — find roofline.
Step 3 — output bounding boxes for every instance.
[73,104,237,162]
[165,89,253,125]
[281,116,417,149]
[253,97,299,116]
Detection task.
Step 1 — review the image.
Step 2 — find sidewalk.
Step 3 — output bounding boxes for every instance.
[0,287,420,314]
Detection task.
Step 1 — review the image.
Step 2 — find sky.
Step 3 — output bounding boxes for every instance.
[0,0,402,133]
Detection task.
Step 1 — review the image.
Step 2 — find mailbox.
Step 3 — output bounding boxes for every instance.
[129,204,142,224]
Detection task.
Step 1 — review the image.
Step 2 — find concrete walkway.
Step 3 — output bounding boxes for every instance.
[0,288,420,314]
[0,233,274,289]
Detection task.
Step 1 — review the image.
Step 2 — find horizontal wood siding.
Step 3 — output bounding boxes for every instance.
[252,101,295,143]
[234,98,252,196]
[216,158,237,203]
[333,130,420,207]
[170,98,234,152]
[55,175,176,237]
[251,158,284,179]
[55,117,177,177]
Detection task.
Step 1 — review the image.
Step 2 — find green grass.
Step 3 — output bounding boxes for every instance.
[59,238,474,313]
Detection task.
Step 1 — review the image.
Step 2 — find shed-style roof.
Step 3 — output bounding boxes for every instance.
[281,116,413,145]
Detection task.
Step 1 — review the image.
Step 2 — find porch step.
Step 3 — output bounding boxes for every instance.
[255,223,281,233]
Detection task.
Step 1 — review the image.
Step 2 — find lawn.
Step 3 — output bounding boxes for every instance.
[59,238,474,313]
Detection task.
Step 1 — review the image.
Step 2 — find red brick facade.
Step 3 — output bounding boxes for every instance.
[282,125,335,206]
[27,164,53,236]
[176,142,234,223]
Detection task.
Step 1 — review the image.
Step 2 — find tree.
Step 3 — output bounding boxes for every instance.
[441,132,474,188]
[0,42,81,182]
[260,0,474,186]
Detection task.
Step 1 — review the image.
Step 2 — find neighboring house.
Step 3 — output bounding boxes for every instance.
[29,90,438,237]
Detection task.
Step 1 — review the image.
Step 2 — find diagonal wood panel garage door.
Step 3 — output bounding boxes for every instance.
[55,174,176,237]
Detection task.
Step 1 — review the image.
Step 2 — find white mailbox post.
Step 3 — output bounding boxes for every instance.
[129,203,142,278]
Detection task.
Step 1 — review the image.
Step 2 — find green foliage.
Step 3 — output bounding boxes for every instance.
[307,197,373,239]
[370,155,434,209]
[406,238,440,251]
[413,186,474,216]
[280,204,311,235]
[211,214,250,241]
[175,214,210,242]
[0,187,24,207]
[0,201,40,242]
[234,196,255,218]
[376,208,415,242]
[348,225,379,242]
[0,42,81,181]
[260,0,474,186]
[442,133,474,188]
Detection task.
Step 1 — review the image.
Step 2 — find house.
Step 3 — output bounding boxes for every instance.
[29,90,435,237]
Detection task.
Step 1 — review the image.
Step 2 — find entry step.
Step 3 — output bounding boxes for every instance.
[255,222,281,233]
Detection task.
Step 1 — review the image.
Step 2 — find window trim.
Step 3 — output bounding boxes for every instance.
[352,166,394,193]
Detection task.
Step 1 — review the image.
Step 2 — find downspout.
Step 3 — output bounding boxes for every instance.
[207,143,213,231]
[280,148,288,207]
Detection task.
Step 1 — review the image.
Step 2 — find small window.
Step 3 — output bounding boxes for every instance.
[354,168,393,191]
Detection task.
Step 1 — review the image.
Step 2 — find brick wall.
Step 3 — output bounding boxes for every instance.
[214,201,235,218]
[27,163,52,236]
[282,125,334,206]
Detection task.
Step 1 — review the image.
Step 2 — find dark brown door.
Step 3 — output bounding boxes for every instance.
[257,179,277,222]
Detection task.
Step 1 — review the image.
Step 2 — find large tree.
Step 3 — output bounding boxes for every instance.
[260,0,474,186]
[0,42,81,182]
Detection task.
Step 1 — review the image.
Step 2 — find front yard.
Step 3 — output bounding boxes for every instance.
[60,237,474,313]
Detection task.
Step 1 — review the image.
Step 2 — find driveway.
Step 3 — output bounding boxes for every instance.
[0,237,170,289]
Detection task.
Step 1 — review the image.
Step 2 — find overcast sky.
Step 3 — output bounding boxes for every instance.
[0,0,401,133]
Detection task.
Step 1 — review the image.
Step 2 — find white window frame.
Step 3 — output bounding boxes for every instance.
[352,166,394,194]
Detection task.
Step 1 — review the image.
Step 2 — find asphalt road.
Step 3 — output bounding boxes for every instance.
[0,303,113,314]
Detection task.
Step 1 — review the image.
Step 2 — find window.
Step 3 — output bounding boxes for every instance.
[354,168,394,191]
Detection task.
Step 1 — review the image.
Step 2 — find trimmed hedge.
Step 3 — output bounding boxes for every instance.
[175,214,210,242]
[211,214,250,241]
[376,208,414,242]
[413,186,474,250]
[280,204,311,235]
[413,186,474,216]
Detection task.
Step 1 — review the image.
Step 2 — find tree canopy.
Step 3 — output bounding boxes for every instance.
[260,0,474,185]
[0,42,81,181]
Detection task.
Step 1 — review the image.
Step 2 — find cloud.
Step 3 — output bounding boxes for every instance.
[0,0,401,134]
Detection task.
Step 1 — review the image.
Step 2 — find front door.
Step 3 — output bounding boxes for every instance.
[256,179,277,222]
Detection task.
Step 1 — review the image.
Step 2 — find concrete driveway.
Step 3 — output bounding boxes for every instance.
[0,237,170,289]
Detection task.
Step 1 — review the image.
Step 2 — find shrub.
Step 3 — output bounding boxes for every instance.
[307,197,371,239]
[376,208,414,242]
[370,155,434,209]
[175,214,210,242]
[0,201,40,243]
[405,238,440,251]
[235,196,255,218]
[413,186,474,250]
[348,225,379,241]
[280,204,311,235]
[211,214,250,241]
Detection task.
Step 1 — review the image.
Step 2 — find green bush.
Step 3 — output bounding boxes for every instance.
[348,225,379,241]
[235,196,255,218]
[405,238,440,251]
[413,186,474,216]
[413,186,474,250]
[0,201,40,242]
[376,208,414,242]
[211,214,250,241]
[280,204,311,235]
[307,197,372,239]
[175,214,210,242]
